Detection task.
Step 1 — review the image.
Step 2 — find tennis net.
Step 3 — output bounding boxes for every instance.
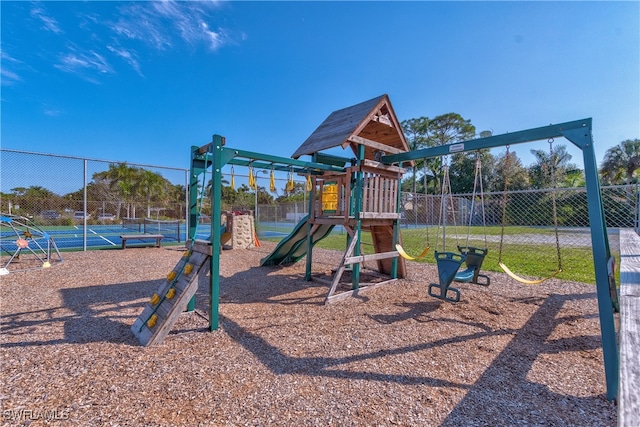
[122,217,143,232]
[143,218,182,242]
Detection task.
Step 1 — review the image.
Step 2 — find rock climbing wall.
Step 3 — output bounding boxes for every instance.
[230,214,255,249]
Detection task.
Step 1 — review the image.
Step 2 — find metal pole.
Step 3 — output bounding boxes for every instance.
[184,169,189,240]
[83,159,87,251]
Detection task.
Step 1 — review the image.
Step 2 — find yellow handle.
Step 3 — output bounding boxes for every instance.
[150,293,160,305]
[248,166,256,189]
[147,314,158,328]
[166,288,176,299]
[270,170,276,192]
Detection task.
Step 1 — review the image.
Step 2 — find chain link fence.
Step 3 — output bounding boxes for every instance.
[2,148,636,283]
[1,149,188,250]
[397,185,637,283]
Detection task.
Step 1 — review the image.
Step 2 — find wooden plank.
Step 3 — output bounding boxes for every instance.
[360,212,401,219]
[326,236,358,302]
[347,135,405,154]
[390,178,397,213]
[619,229,640,427]
[344,171,352,221]
[345,251,400,265]
[192,241,213,255]
[361,159,405,174]
[370,225,406,278]
[362,173,370,213]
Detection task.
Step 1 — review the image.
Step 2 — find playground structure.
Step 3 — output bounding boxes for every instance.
[0,214,63,275]
[130,95,619,401]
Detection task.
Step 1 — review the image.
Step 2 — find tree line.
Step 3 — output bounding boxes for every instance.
[400,113,639,195]
[2,115,637,222]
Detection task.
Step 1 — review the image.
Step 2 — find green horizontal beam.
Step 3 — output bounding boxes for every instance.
[192,148,345,172]
[383,118,592,163]
[219,147,345,172]
[226,159,324,175]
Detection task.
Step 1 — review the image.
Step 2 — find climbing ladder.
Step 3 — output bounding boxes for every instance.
[131,241,212,346]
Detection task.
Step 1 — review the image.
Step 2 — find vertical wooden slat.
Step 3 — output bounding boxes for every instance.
[362,173,369,214]
[371,175,380,212]
[367,172,373,213]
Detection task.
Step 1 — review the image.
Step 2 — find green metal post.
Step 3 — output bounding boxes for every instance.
[351,144,365,290]
[562,126,619,401]
[207,136,225,331]
[390,162,403,279]
[305,156,317,281]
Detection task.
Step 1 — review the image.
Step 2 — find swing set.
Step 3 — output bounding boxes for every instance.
[397,137,573,299]
[396,151,492,302]
[497,143,563,284]
[382,118,619,401]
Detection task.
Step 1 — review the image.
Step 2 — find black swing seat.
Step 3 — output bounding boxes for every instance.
[429,251,466,303]
[454,246,490,286]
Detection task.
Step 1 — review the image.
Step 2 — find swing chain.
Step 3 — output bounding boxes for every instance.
[498,145,510,263]
[548,138,563,271]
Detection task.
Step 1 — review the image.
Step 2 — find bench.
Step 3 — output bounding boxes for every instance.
[120,234,164,249]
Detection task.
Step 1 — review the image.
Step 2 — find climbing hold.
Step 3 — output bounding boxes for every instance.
[0,268,9,276]
[183,250,190,258]
[16,239,28,249]
[42,261,51,268]
[147,314,158,328]
[167,271,177,281]
[166,288,176,299]
[184,264,193,275]
[150,293,160,305]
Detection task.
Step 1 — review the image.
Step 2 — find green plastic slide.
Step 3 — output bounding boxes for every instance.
[260,215,334,266]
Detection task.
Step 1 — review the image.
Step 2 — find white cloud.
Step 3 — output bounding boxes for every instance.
[1,68,22,86]
[107,45,143,76]
[7,1,230,83]
[1,51,23,86]
[43,107,64,117]
[110,4,173,51]
[54,49,114,83]
[30,4,63,34]
[110,0,227,52]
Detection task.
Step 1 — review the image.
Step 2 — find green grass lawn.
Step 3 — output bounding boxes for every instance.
[312,227,609,285]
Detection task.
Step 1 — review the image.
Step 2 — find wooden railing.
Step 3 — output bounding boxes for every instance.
[311,161,404,222]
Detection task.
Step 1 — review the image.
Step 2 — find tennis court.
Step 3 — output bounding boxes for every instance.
[1,223,295,252]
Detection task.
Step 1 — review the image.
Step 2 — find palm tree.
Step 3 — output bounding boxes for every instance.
[528,144,575,189]
[95,163,139,218]
[600,139,640,185]
[137,170,169,217]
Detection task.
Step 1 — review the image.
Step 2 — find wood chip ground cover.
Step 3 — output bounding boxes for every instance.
[0,243,617,426]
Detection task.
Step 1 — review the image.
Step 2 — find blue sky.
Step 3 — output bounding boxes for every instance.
[1,1,639,193]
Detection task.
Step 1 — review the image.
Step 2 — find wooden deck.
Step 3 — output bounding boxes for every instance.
[619,228,640,425]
